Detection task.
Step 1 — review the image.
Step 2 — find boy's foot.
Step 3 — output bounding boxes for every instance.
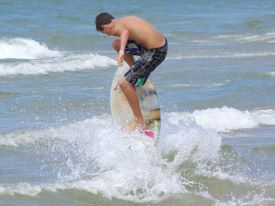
[141,129,155,140]
[122,121,137,133]
[122,122,154,140]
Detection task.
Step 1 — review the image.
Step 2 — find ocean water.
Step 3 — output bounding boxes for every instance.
[1,0,275,205]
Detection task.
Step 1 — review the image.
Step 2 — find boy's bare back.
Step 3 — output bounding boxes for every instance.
[117,16,164,49]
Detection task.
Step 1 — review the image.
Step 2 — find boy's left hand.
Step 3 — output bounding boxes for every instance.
[117,55,124,66]
[118,50,124,66]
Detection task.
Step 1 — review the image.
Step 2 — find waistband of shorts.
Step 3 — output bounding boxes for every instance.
[148,37,168,51]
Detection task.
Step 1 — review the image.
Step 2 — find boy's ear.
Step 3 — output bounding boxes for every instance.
[102,23,112,29]
[101,24,108,31]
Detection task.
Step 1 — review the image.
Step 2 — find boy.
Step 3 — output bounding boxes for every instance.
[95,13,168,136]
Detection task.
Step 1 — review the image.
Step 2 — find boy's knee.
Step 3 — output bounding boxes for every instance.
[118,78,136,91]
[118,78,127,87]
[118,78,134,90]
[112,39,120,51]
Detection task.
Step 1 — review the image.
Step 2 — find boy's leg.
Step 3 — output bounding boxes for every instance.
[117,78,147,130]
[112,39,146,131]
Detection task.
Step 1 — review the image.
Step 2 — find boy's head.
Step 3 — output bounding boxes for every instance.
[95,12,114,33]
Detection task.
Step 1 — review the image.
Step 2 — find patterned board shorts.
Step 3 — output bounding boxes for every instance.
[124,38,168,88]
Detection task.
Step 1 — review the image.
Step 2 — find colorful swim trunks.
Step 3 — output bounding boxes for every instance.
[124,38,168,88]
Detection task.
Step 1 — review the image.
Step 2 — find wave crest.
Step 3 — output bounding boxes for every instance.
[0,38,62,59]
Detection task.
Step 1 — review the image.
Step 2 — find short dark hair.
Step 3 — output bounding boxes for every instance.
[95,13,114,31]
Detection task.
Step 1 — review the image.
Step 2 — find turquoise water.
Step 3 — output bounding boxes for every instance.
[1,0,275,205]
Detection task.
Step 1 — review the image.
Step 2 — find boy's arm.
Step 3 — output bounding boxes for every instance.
[118,29,129,65]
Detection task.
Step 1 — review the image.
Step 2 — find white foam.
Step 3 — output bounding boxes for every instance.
[0,112,222,202]
[0,183,42,196]
[173,107,275,133]
[266,72,275,77]
[215,31,275,44]
[167,83,191,88]
[1,107,275,147]
[0,115,113,146]
[161,112,221,161]
[0,37,116,76]
[168,80,233,89]
[0,177,183,202]
[0,122,182,202]
[1,108,273,202]
[0,38,62,59]
[214,193,273,206]
[252,109,275,126]
[215,34,244,40]
[239,32,275,43]
[0,53,116,76]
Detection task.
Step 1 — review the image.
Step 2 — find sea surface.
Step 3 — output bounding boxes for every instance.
[1,0,275,205]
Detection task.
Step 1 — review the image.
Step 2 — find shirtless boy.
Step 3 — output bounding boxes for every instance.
[95,13,168,135]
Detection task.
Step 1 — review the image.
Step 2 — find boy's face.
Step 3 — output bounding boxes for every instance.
[101,24,112,36]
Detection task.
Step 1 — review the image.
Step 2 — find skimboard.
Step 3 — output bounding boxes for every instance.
[110,64,161,144]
